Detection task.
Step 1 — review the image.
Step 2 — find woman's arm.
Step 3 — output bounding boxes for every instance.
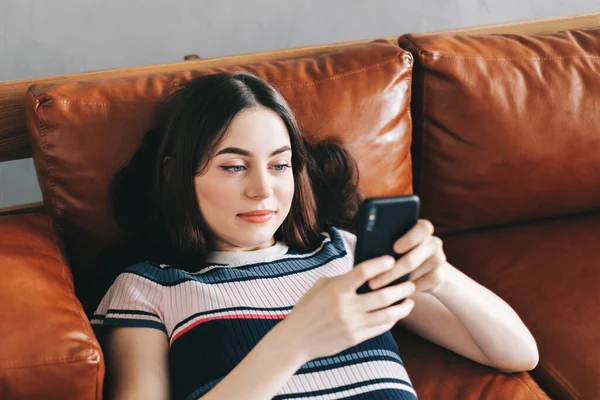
[368,219,539,373]
[398,264,539,373]
[106,328,171,400]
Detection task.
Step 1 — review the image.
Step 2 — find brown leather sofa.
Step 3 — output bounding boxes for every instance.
[2,12,600,400]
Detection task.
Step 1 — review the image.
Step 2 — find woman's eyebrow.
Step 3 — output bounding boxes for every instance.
[215,145,291,157]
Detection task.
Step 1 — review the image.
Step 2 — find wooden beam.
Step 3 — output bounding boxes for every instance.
[0,201,46,217]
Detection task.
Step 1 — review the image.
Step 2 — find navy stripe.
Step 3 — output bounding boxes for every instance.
[298,355,405,375]
[123,235,346,287]
[101,318,167,334]
[333,388,418,400]
[303,348,404,369]
[272,378,414,399]
[183,378,222,400]
[92,309,161,320]
[171,305,293,337]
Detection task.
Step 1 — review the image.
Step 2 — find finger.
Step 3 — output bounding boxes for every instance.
[393,219,435,254]
[408,248,446,282]
[344,255,396,291]
[370,236,442,290]
[355,280,416,312]
[412,262,448,294]
[362,298,415,328]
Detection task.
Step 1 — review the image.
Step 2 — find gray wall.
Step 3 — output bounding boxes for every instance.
[1,0,599,207]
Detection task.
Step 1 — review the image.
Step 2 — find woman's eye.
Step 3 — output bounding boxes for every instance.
[272,164,291,172]
[222,165,246,173]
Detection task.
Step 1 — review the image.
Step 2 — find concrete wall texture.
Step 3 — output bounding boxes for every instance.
[1,0,599,207]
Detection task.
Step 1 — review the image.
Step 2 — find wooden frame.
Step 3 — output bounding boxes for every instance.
[1,10,599,216]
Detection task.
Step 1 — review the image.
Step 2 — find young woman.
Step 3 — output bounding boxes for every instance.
[91,72,539,400]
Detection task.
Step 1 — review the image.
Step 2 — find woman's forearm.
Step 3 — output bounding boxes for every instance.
[200,318,307,400]
[431,264,539,371]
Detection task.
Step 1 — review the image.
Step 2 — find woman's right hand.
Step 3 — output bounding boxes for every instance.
[281,255,416,362]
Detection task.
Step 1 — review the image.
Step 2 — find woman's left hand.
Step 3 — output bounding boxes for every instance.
[367,219,452,294]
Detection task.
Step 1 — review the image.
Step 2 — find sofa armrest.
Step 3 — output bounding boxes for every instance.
[0,214,104,400]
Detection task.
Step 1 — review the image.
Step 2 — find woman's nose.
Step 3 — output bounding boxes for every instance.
[245,169,274,199]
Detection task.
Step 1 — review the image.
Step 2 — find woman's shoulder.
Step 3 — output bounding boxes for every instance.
[122,260,171,272]
[332,226,357,247]
[321,226,357,255]
[106,261,162,287]
[121,259,199,281]
[100,260,182,295]
[92,261,168,337]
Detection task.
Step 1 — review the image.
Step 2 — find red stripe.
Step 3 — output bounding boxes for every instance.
[171,312,287,344]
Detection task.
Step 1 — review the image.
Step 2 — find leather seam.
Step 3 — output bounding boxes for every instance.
[47,217,101,362]
[403,53,415,194]
[34,53,408,108]
[398,36,421,196]
[33,89,61,218]
[0,354,97,369]
[538,362,580,399]
[95,352,101,400]
[39,100,160,107]
[421,52,600,62]
[278,55,408,89]
[403,35,428,199]
[513,373,546,399]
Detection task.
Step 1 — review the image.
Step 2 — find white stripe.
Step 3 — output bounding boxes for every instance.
[194,233,334,275]
[93,272,163,319]
[277,360,413,396]
[164,255,352,335]
[279,382,416,400]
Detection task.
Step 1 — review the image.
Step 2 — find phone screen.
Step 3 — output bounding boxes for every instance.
[354,195,420,295]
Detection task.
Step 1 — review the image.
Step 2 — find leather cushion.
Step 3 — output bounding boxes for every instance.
[441,212,600,399]
[24,40,414,284]
[0,214,104,399]
[399,28,600,234]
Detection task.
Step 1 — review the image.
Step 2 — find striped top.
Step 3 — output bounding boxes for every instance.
[91,227,418,400]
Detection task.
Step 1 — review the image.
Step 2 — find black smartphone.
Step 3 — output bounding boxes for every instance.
[354,194,420,295]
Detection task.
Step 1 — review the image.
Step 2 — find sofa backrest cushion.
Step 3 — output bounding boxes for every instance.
[24,40,414,281]
[399,28,600,234]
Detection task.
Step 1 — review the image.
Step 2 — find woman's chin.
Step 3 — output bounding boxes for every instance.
[227,225,276,246]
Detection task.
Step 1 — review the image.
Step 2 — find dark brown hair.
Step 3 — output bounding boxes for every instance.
[108,72,361,271]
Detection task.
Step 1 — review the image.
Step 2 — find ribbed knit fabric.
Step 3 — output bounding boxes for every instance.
[91,227,418,400]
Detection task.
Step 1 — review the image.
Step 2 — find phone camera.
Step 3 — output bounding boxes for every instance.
[366,206,377,231]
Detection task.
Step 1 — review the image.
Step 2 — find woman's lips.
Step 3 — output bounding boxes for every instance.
[237,210,274,224]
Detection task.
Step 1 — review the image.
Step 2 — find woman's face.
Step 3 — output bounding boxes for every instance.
[194,107,295,252]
